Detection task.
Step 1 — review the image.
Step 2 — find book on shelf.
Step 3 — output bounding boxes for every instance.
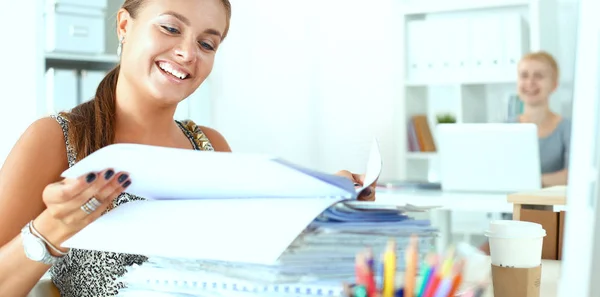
[407,114,436,153]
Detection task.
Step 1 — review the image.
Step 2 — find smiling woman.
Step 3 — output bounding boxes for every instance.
[0,0,377,296]
[509,51,571,188]
[0,1,232,297]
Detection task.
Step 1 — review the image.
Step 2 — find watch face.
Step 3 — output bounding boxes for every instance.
[23,236,46,261]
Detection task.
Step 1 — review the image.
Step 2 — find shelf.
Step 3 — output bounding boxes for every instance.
[406,152,438,160]
[405,78,516,87]
[401,0,530,15]
[45,52,119,64]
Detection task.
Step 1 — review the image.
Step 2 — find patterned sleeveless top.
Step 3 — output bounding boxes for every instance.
[49,114,215,296]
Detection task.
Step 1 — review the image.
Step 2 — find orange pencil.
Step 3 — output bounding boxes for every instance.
[404,235,418,297]
[447,260,465,297]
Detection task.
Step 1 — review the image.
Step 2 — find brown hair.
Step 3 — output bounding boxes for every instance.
[520,51,560,82]
[62,0,231,162]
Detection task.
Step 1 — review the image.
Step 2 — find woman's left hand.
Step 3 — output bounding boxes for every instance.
[335,170,376,201]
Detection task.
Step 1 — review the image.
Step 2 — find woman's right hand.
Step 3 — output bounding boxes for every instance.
[33,168,131,250]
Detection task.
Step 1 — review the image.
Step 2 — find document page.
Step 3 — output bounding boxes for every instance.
[62,197,343,265]
[61,144,356,200]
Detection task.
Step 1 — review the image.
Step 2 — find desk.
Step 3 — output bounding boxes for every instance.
[374,189,513,252]
[375,189,513,213]
[30,258,561,297]
[508,186,567,220]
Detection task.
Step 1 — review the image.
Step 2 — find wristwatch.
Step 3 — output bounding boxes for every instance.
[21,221,62,265]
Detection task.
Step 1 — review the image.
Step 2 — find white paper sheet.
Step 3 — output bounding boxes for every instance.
[61,140,383,264]
[62,198,342,265]
[60,144,356,200]
[356,139,382,195]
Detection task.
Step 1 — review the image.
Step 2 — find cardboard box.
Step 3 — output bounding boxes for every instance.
[559,211,565,260]
[491,264,542,297]
[519,209,559,260]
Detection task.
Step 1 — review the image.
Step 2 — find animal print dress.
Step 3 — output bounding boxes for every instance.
[49,114,214,296]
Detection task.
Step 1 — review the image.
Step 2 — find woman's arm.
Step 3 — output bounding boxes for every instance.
[542,169,569,187]
[0,118,69,297]
[200,126,232,152]
[542,119,573,187]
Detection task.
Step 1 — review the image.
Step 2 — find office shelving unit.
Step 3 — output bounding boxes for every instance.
[395,0,575,182]
[33,0,121,117]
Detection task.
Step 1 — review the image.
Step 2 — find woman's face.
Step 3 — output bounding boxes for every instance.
[118,0,227,105]
[517,58,557,106]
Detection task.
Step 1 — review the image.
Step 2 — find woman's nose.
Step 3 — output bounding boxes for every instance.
[174,39,197,63]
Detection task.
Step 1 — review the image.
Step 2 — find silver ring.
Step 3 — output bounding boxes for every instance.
[80,197,101,215]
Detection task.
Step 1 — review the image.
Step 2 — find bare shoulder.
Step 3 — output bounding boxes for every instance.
[0,116,68,245]
[199,126,232,152]
[2,116,68,170]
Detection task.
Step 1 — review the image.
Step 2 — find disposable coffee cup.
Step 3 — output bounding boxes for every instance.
[484,220,546,268]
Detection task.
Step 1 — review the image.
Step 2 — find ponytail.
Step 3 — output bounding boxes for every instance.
[61,65,120,162]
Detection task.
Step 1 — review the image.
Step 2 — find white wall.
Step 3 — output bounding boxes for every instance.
[0,1,44,168]
[209,0,404,179]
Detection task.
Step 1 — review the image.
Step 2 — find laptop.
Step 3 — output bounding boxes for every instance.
[436,123,542,193]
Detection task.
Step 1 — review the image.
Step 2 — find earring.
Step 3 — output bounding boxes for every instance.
[117,36,124,57]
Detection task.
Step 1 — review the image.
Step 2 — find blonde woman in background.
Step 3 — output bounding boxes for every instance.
[482,51,571,254]
[509,51,571,187]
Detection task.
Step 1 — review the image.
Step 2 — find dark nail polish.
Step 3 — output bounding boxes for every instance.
[104,169,115,180]
[118,174,129,183]
[86,173,96,183]
[122,180,131,188]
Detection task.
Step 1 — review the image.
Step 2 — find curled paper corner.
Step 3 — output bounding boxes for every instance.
[455,241,492,284]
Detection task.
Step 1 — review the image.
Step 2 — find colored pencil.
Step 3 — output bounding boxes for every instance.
[382,240,397,297]
[447,260,465,297]
[404,235,418,297]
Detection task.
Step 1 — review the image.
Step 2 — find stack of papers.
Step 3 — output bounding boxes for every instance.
[118,200,437,296]
[57,140,439,296]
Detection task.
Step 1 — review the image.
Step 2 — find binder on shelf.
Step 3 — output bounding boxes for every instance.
[409,115,436,153]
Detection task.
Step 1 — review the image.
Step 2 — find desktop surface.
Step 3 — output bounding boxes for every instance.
[436,123,542,194]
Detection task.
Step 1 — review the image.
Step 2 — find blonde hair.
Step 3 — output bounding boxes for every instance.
[520,51,560,81]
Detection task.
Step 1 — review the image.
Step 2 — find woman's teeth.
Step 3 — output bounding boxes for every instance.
[158,62,188,80]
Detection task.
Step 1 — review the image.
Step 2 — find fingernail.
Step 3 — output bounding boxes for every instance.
[104,169,115,180]
[118,174,129,183]
[122,180,131,188]
[86,173,96,183]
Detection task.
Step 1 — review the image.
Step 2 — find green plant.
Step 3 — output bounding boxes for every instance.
[436,113,456,124]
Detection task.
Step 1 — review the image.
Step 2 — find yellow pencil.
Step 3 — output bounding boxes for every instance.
[404,235,418,297]
[382,239,397,297]
[441,246,455,278]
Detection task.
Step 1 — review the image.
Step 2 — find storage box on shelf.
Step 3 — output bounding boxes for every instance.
[44,0,108,55]
[39,0,121,116]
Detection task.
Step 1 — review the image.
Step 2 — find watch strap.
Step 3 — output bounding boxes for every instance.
[21,222,63,265]
[29,220,69,256]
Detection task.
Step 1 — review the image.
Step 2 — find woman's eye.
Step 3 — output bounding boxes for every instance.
[161,25,180,34]
[199,41,215,51]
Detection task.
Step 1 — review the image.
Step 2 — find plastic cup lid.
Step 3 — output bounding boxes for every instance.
[485,220,546,238]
